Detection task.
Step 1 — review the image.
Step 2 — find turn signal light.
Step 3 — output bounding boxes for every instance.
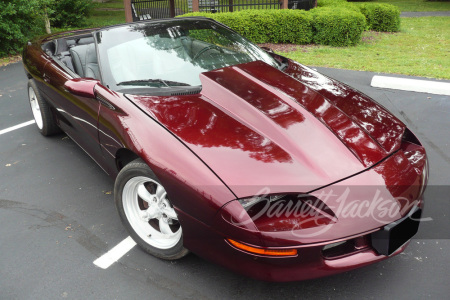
[227,239,297,257]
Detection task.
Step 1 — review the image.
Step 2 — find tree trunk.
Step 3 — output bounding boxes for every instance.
[44,9,51,34]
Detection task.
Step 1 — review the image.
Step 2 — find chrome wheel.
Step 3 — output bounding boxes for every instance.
[28,86,43,130]
[122,176,182,250]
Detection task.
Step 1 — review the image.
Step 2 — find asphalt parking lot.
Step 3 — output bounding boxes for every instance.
[1,61,449,299]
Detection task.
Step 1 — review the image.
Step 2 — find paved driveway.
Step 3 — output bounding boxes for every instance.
[0,61,449,299]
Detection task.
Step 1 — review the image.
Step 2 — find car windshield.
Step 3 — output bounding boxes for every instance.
[95,18,280,93]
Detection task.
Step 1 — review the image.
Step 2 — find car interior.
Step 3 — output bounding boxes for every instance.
[42,34,100,81]
[41,33,211,96]
[39,28,277,95]
[41,30,251,83]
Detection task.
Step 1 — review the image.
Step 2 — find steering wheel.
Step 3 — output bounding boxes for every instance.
[192,45,224,60]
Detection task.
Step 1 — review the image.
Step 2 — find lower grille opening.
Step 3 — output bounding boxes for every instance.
[322,235,370,259]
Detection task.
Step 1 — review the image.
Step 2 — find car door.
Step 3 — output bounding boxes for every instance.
[41,54,103,166]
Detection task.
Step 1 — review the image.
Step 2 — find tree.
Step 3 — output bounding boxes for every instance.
[50,0,94,28]
[36,0,55,34]
[36,0,94,34]
[0,0,41,56]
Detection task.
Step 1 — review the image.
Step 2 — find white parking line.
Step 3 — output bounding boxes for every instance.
[371,75,450,96]
[2,120,137,269]
[93,236,136,269]
[0,120,35,136]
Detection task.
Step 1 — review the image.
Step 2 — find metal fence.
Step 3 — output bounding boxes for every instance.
[199,0,281,13]
[131,0,192,20]
[130,0,286,20]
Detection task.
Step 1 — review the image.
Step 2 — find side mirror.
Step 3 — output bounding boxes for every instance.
[64,78,100,98]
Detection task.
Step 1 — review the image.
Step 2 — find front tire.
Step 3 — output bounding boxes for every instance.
[27,79,60,136]
[114,159,189,260]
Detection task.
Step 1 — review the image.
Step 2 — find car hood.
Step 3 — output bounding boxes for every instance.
[126,61,405,198]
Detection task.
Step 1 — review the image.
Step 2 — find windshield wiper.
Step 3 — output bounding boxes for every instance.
[117,79,191,87]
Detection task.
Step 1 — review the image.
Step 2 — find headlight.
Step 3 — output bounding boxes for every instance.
[402,127,421,146]
[233,193,337,232]
[238,194,286,209]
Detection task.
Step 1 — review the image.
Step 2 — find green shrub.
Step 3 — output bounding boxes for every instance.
[51,0,93,28]
[217,11,264,42]
[317,0,361,12]
[180,10,313,45]
[359,3,400,32]
[311,7,366,46]
[317,0,346,7]
[268,10,313,44]
[318,0,400,32]
[0,0,43,56]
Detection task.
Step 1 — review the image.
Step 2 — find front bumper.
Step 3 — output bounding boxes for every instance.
[178,131,428,281]
[178,207,415,282]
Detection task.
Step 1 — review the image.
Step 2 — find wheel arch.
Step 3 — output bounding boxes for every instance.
[115,148,141,172]
[98,93,237,225]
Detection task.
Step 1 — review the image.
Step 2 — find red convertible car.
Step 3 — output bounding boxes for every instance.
[23,18,428,281]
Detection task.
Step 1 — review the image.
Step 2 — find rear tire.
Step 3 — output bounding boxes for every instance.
[28,79,60,136]
[115,158,189,260]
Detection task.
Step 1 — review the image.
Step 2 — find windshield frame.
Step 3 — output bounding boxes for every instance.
[94,17,282,95]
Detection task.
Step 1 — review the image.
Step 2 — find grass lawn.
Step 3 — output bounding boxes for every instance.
[86,9,125,27]
[94,0,126,10]
[352,0,450,12]
[281,17,450,79]
[86,0,126,27]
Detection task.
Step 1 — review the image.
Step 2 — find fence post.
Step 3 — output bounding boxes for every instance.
[169,0,176,17]
[124,0,133,22]
[229,0,234,12]
[280,0,288,9]
[192,0,199,12]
